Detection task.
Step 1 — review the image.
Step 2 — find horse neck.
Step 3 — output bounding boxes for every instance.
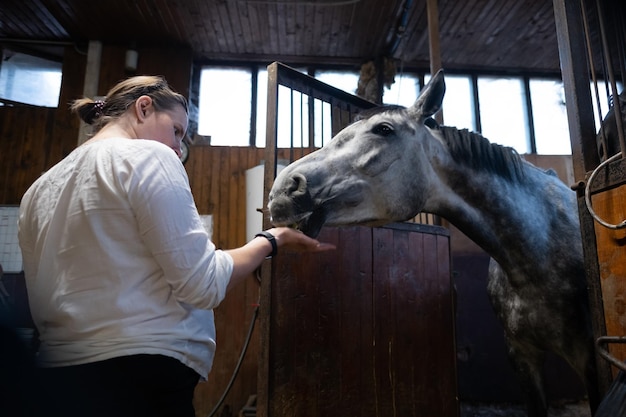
[425,157,581,270]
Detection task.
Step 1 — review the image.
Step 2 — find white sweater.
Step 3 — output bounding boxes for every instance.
[18,138,233,378]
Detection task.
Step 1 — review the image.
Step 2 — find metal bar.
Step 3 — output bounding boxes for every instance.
[523,75,537,154]
[249,65,258,147]
[587,156,626,194]
[597,336,626,373]
[595,0,626,159]
[471,74,482,133]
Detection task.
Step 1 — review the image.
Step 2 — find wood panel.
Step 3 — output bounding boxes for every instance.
[258,223,458,417]
[0,44,85,203]
[186,145,306,416]
[0,106,59,204]
[96,44,193,98]
[0,42,191,205]
[592,186,626,377]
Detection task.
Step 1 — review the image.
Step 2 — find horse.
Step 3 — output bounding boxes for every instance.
[267,70,600,417]
[596,91,626,161]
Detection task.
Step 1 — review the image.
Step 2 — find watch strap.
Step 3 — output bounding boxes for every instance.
[255,231,278,258]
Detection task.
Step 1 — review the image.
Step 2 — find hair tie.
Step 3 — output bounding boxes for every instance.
[93,100,105,118]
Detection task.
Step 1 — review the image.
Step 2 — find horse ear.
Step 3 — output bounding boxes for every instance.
[409,69,445,122]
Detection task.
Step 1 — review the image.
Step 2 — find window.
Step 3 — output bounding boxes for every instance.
[591,79,624,129]
[256,68,318,148]
[197,64,578,155]
[198,67,252,146]
[530,79,570,155]
[384,72,419,107]
[478,76,530,153]
[255,68,343,148]
[0,49,62,107]
[316,70,359,96]
[275,85,312,148]
[440,75,475,131]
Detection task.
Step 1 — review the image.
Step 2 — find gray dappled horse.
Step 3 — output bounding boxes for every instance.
[268,70,599,417]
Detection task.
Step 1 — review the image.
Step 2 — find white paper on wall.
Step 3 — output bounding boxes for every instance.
[0,206,22,273]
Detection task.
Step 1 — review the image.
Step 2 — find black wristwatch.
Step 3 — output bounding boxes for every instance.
[255,231,277,258]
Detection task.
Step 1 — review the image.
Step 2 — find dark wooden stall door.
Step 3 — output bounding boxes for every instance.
[258,223,459,417]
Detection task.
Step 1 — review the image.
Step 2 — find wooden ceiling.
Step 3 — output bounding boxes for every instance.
[0,0,568,74]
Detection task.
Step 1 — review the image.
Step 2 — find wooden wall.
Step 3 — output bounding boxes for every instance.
[185,145,304,416]
[0,46,85,204]
[592,186,626,375]
[0,42,192,204]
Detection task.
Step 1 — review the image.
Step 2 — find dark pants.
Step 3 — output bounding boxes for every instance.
[0,324,38,417]
[36,354,200,417]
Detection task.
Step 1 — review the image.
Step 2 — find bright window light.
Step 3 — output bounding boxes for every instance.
[478,76,530,153]
[316,70,359,96]
[423,73,475,131]
[276,85,311,148]
[530,79,571,155]
[203,65,587,156]
[0,50,62,107]
[256,69,314,148]
[591,80,624,129]
[384,72,419,107]
[441,75,475,131]
[198,67,251,146]
[256,68,340,149]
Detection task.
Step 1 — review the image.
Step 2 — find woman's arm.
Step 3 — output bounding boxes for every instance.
[225,227,335,291]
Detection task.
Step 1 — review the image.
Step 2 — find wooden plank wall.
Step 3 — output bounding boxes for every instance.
[0,47,85,205]
[259,224,458,417]
[592,187,626,376]
[186,145,310,416]
[186,144,267,416]
[0,43,193,205]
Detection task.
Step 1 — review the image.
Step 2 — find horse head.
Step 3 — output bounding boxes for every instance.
[268,70,446,237]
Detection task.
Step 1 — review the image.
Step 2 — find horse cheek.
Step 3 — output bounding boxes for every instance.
[377,178,426,222]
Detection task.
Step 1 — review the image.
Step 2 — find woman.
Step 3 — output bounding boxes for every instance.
[18,75,333,417]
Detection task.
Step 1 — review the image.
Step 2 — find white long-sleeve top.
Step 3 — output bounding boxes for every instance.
[18,138,233,378]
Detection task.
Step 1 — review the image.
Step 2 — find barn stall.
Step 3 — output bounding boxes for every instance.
[1,2,623,413]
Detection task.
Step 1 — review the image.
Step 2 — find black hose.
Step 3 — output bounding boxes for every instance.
[207,304,260,417]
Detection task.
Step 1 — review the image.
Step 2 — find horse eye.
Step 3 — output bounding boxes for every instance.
[372,123,394,136]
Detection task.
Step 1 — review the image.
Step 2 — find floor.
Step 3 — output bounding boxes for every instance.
[460,401,591,417]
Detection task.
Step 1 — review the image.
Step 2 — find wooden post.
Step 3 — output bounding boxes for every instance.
[552,0,612,397]
[77,41,101,146]
[426,0,443,125]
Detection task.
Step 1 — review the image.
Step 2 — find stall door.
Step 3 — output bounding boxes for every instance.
[257,223,459,417]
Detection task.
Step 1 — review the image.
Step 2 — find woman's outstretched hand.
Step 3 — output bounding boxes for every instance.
[265,227,336,253]
[226,227,336,291]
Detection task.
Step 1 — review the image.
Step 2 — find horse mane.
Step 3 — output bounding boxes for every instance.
[355,107,526,181]
[437,125,525,181]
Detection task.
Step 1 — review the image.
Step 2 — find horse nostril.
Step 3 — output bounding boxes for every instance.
[288,173,308,196]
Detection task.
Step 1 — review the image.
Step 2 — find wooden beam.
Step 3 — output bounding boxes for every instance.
[77,41,102,146]
[427,0,443,124]
[552,0,612,398]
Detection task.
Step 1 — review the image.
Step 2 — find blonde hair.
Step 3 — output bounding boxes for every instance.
[71,75,188,132]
